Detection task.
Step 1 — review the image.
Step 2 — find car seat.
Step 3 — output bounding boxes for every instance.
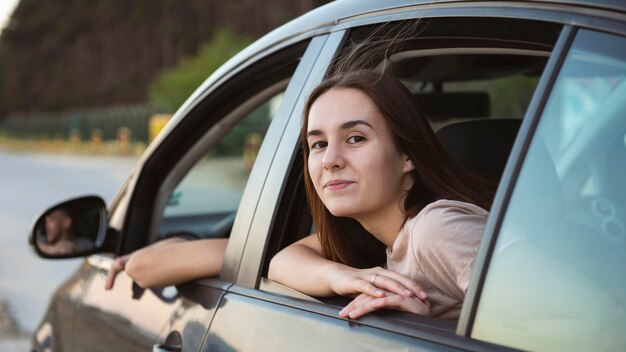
[436,118,521,182]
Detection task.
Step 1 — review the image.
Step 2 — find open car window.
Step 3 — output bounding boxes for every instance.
[260,16,562,330]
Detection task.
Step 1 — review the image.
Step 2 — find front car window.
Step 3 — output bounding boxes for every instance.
[472,29,626,351]
[156,91,284,239]
[164,94,281,218]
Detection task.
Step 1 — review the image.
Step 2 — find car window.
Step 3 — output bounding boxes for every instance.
[472,29,626,351]
[261,17,561,327]
[156,90,284,239]
[164,94,280,217]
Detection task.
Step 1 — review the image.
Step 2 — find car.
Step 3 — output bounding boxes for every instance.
[28,0,626,351]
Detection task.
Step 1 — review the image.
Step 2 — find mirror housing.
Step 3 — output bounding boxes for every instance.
[29,195,113,259]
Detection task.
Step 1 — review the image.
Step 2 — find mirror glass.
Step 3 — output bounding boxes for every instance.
[33,196,105,257]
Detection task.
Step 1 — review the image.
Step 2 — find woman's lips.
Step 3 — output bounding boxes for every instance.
[324,180,354,191]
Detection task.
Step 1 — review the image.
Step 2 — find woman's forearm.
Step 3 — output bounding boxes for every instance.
[125,238,227,288]
[268,234,347,296]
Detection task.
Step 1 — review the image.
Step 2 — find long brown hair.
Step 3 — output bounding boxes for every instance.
[302,70,494,268]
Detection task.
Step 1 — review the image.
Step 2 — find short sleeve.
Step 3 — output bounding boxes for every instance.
[410,200,487,298]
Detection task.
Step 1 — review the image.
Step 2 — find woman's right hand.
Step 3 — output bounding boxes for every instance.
[328,265,429,303]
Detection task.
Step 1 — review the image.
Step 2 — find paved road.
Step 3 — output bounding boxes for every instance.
[0,151,137,342]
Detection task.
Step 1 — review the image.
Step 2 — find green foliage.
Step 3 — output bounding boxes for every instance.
[487,75,539,119]
[210,103,271,157]
[148,28,252,112]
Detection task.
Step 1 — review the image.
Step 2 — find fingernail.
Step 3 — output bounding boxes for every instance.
[404,289,413,296]
[339,307,347,315]
[375,289,384,296]
[419,291,428,299]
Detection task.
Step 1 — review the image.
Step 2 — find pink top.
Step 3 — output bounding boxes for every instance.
[386,199,488,320]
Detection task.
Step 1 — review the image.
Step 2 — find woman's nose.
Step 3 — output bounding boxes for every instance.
[322,142,345,171]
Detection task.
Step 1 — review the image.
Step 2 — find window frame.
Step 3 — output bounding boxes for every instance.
[224,31,348,285]
[458,24,578,337]
[116,40,311,255]
[151,79,289,242]
[233,9,590,351]
[466,25,626,349]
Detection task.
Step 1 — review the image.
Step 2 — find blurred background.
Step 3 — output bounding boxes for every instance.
[0,1,329,349]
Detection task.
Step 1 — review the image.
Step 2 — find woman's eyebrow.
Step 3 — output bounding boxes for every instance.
[307,129,323,138]
[307,119,374,138]
[341,119,374,130]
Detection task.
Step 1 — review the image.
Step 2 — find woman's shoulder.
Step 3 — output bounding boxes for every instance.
[419,199,489,218]
[404,199,488,244]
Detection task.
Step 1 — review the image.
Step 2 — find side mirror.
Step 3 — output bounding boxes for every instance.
[30,196,108,259]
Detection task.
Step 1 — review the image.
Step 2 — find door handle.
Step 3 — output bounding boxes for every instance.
[153,330,182,352]
[152,343,181,352]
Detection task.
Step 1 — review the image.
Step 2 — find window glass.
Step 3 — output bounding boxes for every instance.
[159,92,282,237]
[472,29,626,351]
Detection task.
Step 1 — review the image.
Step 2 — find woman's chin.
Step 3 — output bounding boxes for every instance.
[327,206,358,219]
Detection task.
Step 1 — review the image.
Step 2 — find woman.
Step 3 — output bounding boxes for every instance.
[268,70,493,320]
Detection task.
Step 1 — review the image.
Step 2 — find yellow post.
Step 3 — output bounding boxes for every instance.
[244,133,262,171]
[117,127,131,155]
[69,130,81,153]
[90,129,103,154]
[149,114,172,143]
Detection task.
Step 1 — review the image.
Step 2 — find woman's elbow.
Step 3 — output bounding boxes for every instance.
[125,254,156,288]
[267,252,285,281]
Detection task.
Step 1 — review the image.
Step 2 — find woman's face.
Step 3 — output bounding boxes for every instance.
[306,87,414,221]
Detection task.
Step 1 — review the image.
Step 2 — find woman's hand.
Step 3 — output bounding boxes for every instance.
[328,266,429,302]
[105,254,131,290]
[339,290,430,320]
[104,236,189,290]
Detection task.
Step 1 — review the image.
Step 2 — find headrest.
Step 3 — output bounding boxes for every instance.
[436,119,521,181]
[415,92,490,121]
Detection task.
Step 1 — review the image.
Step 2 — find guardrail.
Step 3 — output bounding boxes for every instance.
[0,105,171,155]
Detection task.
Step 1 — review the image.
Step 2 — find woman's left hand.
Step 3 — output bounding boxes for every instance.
[339,290,430,320]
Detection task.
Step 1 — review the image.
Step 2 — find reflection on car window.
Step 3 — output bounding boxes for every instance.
[473,29,626,351]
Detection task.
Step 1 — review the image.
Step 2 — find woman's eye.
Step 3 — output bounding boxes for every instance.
[311,141,327,149]
[347,135,365,144]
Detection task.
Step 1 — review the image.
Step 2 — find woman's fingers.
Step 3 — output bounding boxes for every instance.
[334,266,427,304]
[371,294,430,315]
[368,268,428,301]
[340,291,430,320]
[104,255,129,290]
[339,293,370,318]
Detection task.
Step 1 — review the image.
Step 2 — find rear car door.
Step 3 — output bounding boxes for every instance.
[469,26,626,352]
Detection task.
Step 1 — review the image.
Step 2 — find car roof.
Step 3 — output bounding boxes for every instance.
[164,0,625,139]
[208,0,626,99]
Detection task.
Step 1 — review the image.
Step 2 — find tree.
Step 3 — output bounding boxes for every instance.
[148,28,251,112]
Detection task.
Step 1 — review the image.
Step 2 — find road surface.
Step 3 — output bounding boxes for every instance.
[0,150,137,348]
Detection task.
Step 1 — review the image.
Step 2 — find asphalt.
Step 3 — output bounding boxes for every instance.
[0,150,137,348]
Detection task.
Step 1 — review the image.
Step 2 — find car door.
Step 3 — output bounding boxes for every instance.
[200,7,575,351]
[71,37,315,351]
[469,26,626,352]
